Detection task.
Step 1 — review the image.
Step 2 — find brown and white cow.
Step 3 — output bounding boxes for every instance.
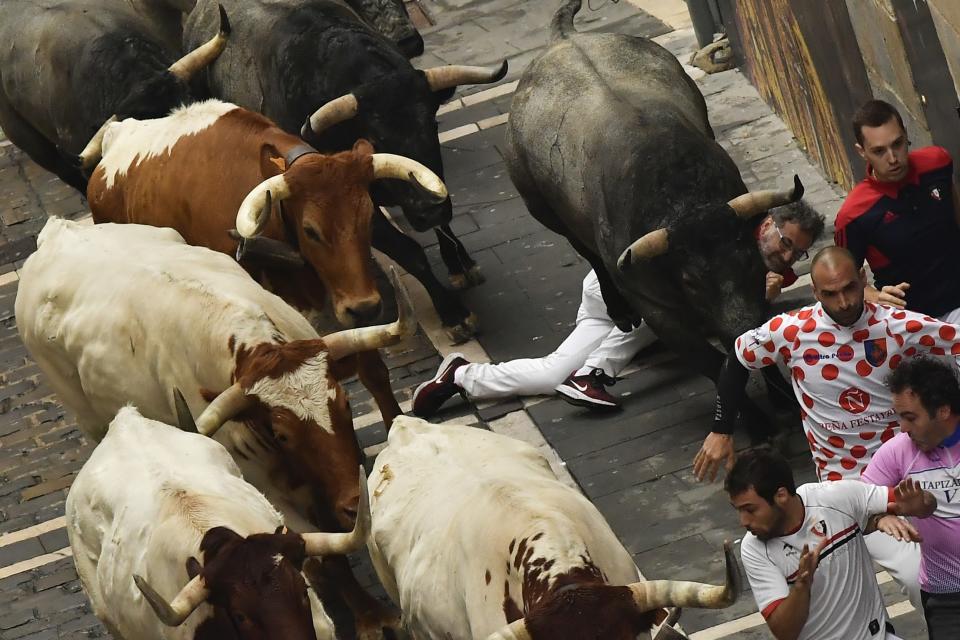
[367,417,741,639]
[16,218,412,637]
[82,98,446,429]
[67,406,372,639]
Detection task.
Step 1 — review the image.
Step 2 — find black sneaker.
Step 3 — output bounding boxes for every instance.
[412,352,469,418]
[555,368,620,410]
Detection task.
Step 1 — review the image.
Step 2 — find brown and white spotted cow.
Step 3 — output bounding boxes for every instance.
[82,98,447,429]
[16,218,414,638]
[367,417,742,640]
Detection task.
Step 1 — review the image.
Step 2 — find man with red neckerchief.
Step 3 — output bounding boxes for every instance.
[834,99,960,323]
[698,246,960,608]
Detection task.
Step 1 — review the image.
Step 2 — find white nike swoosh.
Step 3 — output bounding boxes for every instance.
[572,381,590,392]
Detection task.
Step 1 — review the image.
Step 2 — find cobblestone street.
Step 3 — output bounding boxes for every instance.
[0,1,929,638]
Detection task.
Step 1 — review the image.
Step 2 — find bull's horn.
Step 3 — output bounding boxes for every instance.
[193,383,252,436]
[78,115,119,170]
[302,465,371,555]
[485,619,532,640]
[301,94,359,137]
[617,228,669,270]
[424,60,508,92]
[727,175,804,219]
[168,4,231,82]
[235,177,291,238]
[133,573,209,627]
[173,388,199,433]
[627,541,741,611]
[371,153,447,203]
[322,266,416,361]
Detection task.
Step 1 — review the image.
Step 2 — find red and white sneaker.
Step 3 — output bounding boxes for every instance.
[411,352,469,418]
[555,368,620,410]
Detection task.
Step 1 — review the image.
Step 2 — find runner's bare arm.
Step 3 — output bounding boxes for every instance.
[765,540,827,640]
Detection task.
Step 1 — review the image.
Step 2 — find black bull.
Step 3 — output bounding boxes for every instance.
[184,0,507,343]
[504,0,801,427]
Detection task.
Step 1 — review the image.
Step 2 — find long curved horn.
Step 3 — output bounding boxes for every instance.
[235,176,291,238]
[168,4,231,82]
[173,387,199,433]
[627,541,741,611]
[134,574,209,626]
[78,115,119,170]
[617,228,669,271]
[727,175,804,219]
[301,94,359,137]
[485,619,532,640]
[322,266,415,361]
[302,465,371,555]
[371,153,448,203]
[424,60,508,91]
[193,383,252,436]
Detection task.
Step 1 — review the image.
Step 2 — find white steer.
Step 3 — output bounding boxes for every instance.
[67,406,370,640]
[367,416,741,640]
[16,217,412,532]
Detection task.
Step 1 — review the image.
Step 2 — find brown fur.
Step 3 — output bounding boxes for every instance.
[191,527,316,640]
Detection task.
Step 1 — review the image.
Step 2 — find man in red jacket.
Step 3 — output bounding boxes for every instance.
[834,99,960,323]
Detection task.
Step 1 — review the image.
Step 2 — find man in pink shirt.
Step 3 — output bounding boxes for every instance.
[863,356,960,639]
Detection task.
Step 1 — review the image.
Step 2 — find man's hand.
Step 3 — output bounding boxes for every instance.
[794,538,828,591]
[894,478,937,518]
[765,272,784,301]
[693,432,735,482]
[866,282,910,308]
[875,515,923,542]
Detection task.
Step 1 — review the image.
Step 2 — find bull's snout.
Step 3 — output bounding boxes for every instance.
[398,33,425,58]
[335,492,361,530]
[344,296,383,327]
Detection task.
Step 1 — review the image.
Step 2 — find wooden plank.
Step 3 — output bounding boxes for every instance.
[792,2,872,184]
[722,0,856,188]
[891,0,960,182]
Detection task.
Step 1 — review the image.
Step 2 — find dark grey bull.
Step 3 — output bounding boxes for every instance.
[184,0,506,342]
[0,0,228,193]
[505,0,801,399]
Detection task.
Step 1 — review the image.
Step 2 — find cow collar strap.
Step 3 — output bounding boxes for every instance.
[284,144,321,168]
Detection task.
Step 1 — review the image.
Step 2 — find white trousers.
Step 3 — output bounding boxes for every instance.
[455,270,657,399]
[865,530,922,609]
[939,306,960,325]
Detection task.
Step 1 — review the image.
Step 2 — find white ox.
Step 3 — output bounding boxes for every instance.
[67,406,370,639]
[16,218,413,638]
[367,417,741,640]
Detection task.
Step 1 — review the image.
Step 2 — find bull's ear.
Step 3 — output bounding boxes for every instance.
[353,138,375,156]
[259,143,286,178]
[186,556,203,579]
[200,526,243,562]
[433,87,457,107]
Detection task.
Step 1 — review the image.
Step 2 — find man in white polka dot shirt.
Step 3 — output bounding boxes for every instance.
[697,246,960,606]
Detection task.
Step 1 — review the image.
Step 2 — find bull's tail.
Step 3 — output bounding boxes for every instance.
[550,0,582,41]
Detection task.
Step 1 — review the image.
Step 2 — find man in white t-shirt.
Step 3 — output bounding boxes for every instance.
[727,448,936,640]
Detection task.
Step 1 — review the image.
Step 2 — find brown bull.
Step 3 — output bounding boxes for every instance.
[84,99,446,429]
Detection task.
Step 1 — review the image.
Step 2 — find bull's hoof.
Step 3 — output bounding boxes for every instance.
[448,265,485,290]
[444,312,479,345]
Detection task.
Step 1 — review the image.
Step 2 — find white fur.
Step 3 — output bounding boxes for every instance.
[248,354,334,434]
[17,218,325,531]
[99,99,238,188]
[66,407,335,639]
[366,417,641,639]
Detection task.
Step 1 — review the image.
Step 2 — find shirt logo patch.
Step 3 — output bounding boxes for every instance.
[931,187,943,201]
[864,338,887,367]
[810,519,828,538]
[839,387,872,415]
